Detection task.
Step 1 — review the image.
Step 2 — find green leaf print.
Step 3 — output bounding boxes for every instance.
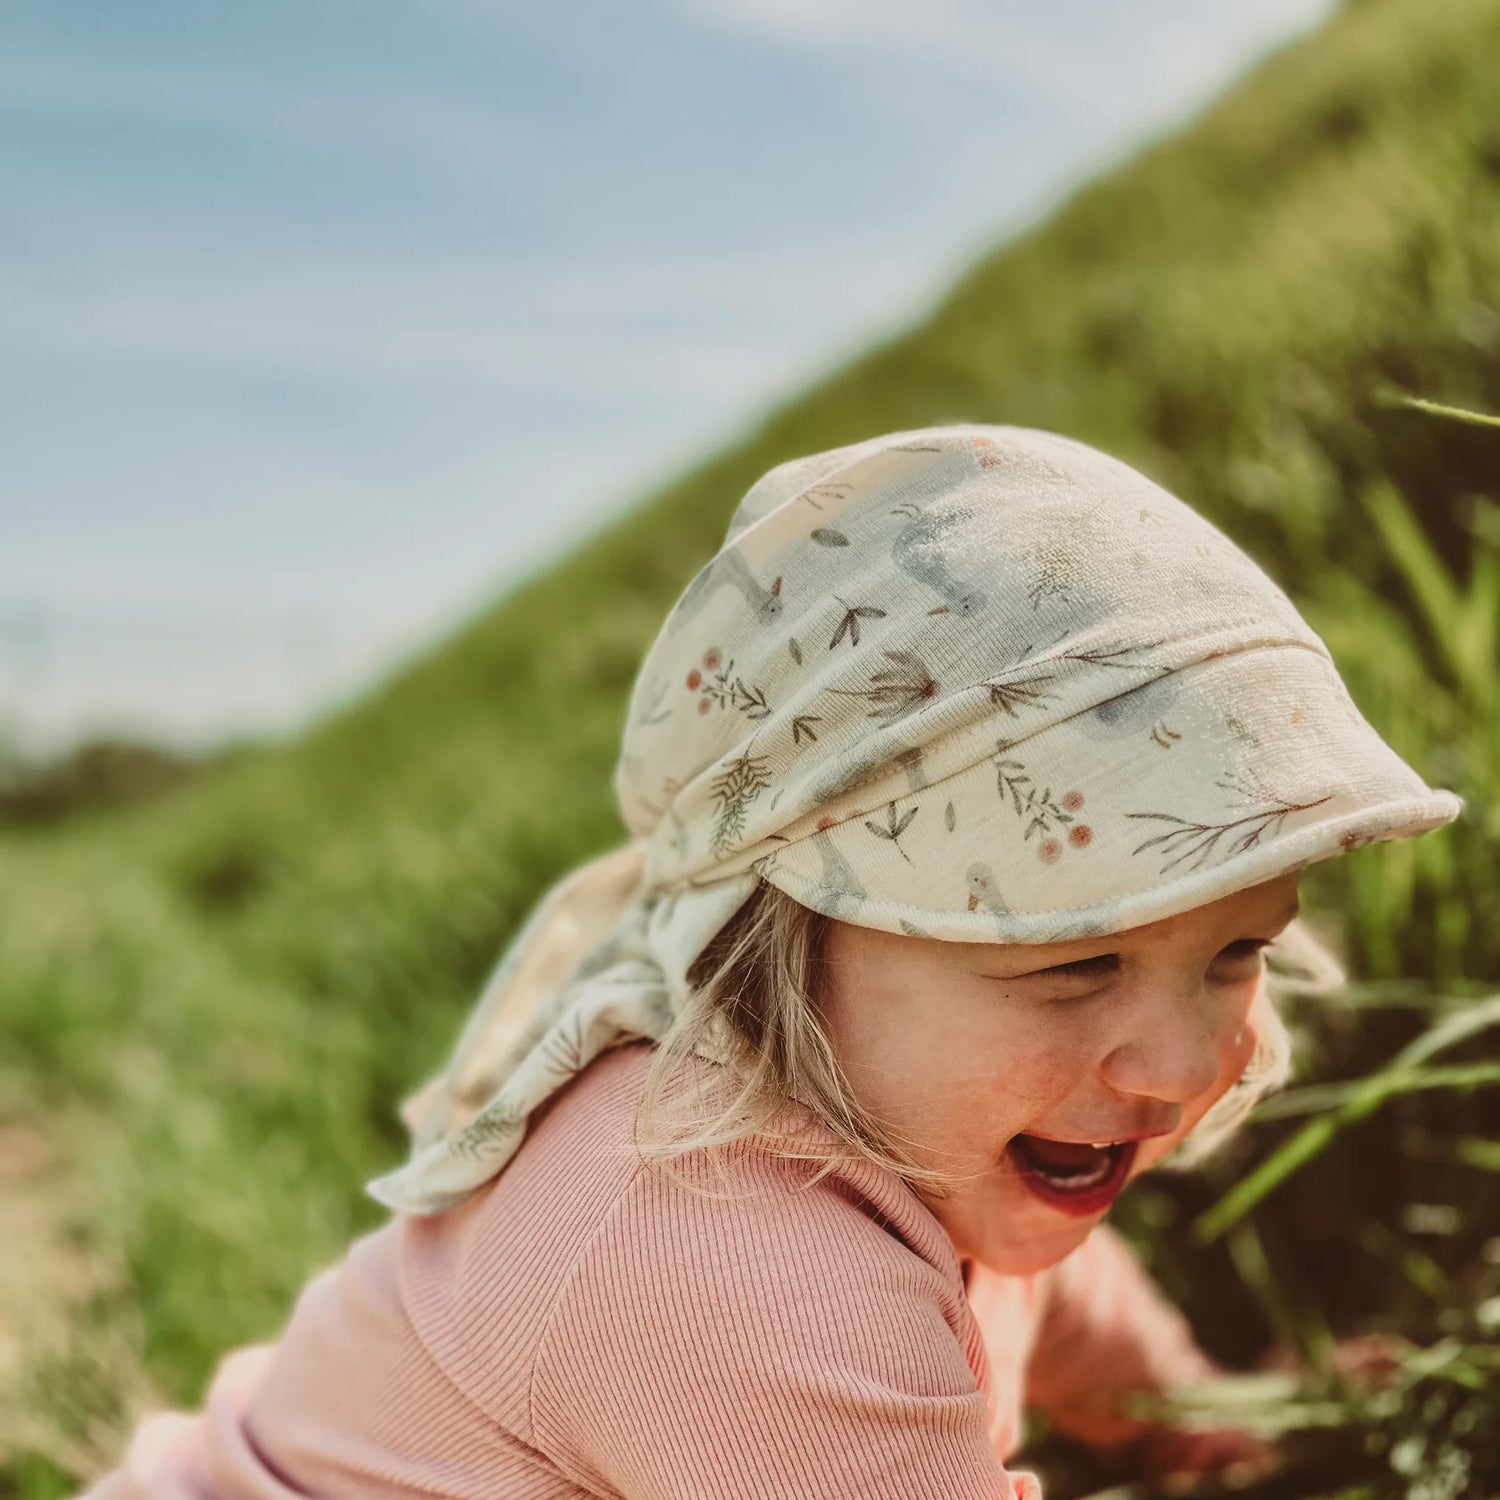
[829,599,888,650]
[863,800,920,865]
[709,752,774,856]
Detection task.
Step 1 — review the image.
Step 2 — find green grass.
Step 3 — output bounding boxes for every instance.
[2,0,1498,1492]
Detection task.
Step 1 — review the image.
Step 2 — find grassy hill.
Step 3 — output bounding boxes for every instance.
[3,0,1498,1490]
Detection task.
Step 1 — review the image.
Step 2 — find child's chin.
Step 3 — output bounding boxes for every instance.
[972,1213,1098,1277]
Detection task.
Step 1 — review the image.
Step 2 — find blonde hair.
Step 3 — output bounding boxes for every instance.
[631,878,1349,1198]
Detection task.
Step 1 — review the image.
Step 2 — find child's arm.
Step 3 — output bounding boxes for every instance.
[1021,1223,1226,1455]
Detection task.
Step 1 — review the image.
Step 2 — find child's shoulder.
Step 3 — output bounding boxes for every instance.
[527,1043,983,1356]
[404,1037,972,1349]
[449,1036,957,1268]
[517,1046,1008,1491]
[395,1039,1007,1475]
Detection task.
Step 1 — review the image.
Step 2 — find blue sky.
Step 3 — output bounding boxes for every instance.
[0,0,1330,757]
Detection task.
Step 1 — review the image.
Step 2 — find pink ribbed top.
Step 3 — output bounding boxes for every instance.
[83,1040,1217,1500]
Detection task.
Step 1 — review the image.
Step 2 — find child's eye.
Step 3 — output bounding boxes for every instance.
[1043,955,1117,980]
[1214,938,1270,974]
[1017,939,1271,990]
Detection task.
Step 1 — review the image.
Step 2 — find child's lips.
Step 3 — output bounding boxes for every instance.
[1004,1133,1141,1217]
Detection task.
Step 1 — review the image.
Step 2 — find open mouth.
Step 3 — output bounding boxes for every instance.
[1004,1134,1138,1217]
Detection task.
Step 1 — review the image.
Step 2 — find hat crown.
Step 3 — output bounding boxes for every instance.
[617,425,1325,869]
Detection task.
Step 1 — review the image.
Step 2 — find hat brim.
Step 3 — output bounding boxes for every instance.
[755,643,1462,944]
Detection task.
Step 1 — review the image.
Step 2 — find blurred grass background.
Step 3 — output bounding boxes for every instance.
[2,0,1498,1494]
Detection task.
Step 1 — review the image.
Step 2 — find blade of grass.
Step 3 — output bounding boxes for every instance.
[1455,1138,1500,1171]
[1254,1061,1500,1120]
[1373,386,1500,428]
[1357,1218,1453,1302]
[1227,1218,1334,1370]
[1195,1068,1500,1241]
[1388,991,1500,1069]
[1194,995,1500,1241]
[1358,479,1497,715]
[1195,1113,1343,1245]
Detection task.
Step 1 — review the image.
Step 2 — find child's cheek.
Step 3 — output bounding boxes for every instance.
[997,1032,1099,1118]
[1226,1016,1260,1081]
[1208,1006,1262,1106]
[1133,1014,1261,1174]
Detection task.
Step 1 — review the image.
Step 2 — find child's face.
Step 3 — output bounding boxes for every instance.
[817,871,1302,1276]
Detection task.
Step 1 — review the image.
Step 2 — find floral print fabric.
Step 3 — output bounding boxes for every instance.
[368,424,1461,1215]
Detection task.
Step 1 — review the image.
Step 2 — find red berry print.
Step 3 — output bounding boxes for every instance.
[697,697,712,715]
[703,647,722,670]
[686,669,702,689]
[1068,824,1093,848]
[970,435,1003,469]
[1038,838,1062,863]
[1062,790,1085,812]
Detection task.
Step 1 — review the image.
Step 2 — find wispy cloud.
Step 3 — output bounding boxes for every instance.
[677,0,1332,111]
[0,240,920,395]
[0,48,546,184]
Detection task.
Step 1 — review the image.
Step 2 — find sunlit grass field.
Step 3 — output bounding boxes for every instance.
[3,0,1498,1494]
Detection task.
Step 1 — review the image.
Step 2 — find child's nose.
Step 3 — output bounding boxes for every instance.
[1098,989,1225,1106]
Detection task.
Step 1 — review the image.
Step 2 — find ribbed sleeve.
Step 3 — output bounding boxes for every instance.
[528,1139,1040,1500]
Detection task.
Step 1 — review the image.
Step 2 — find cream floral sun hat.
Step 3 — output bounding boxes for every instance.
[367,424,1462,1215]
